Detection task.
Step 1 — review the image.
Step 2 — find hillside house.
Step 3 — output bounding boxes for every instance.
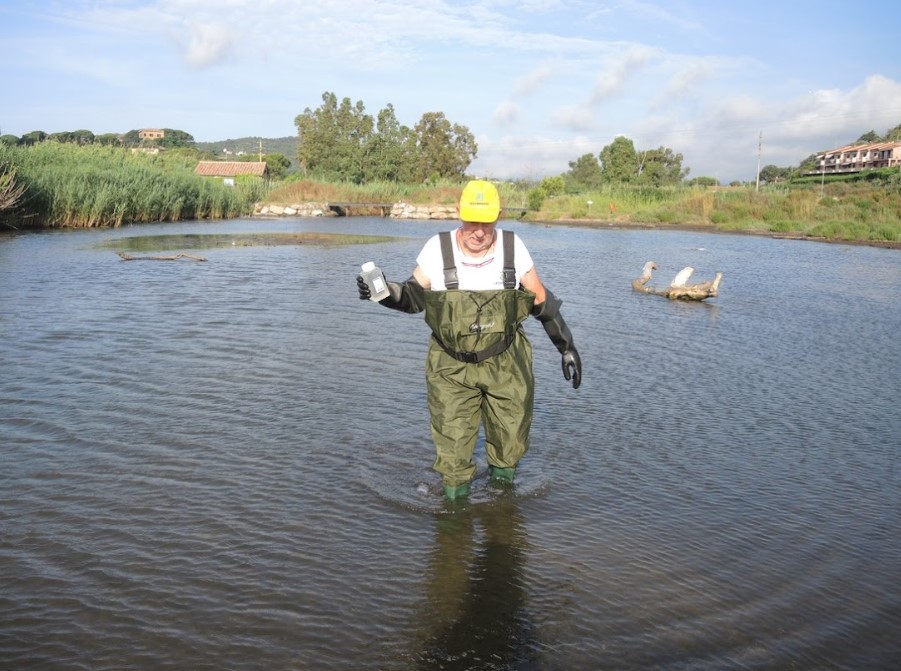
[139,129,165,140]
[194,161,270,184]
[811,141,901,175]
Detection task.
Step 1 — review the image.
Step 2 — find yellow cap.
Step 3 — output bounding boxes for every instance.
[459,180,500,223]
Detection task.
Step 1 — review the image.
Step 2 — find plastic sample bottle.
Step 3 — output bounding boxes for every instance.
[360,262,389,302]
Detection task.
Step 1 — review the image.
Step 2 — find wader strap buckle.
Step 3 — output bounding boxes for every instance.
[433,333,515,364]
[502,229,515,289]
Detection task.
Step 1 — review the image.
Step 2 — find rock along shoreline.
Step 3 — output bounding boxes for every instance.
[253,202,458,220]
[252,202,900,250]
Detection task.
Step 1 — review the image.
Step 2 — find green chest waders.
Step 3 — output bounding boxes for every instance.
[423,231,537,492]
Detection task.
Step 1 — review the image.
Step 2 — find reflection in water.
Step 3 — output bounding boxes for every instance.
[413,493,536,670]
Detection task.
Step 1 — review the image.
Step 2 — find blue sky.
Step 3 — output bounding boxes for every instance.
[3,0,901,183]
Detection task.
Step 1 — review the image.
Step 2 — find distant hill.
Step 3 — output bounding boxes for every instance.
[194,136,298,166]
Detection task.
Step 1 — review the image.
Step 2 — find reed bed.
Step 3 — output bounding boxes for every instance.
[0,142,260,228]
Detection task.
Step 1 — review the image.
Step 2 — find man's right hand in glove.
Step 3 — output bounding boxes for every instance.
[356,275,372,301]
[354,273,426,314]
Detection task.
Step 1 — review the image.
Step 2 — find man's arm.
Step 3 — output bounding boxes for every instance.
[522,265,581,389]
[412,265,431,290]
[519,266,546,303]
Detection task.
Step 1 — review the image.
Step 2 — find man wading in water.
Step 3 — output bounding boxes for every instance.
[357,180,581,500]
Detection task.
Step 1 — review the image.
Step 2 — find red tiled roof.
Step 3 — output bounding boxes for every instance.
[823,141,901,154]
[194,161,268,177]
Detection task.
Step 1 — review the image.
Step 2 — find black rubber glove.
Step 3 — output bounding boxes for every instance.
[356,275,372,300]
[355,274,425,314]
[561,349,582,389]
[532,289,582,389]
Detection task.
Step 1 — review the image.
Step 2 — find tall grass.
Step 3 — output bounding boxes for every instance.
[267,176,467,205]
[266,177,901,243]
[527,183,901,243]
[0,142,262,228]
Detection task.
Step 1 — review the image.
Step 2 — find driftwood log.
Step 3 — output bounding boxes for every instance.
[632,261,722,301]
[117,252,207,262]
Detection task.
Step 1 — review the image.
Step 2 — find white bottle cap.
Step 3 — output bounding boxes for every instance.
[361,261,375,272]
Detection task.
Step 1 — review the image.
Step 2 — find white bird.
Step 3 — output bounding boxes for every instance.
[632,261,723,301]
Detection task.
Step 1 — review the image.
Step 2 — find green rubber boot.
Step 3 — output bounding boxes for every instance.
[443,481,471,500]
[488,465,516,484]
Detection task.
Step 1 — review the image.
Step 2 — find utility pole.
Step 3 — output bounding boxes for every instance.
[821,151,826,196]
[755,130,763,193]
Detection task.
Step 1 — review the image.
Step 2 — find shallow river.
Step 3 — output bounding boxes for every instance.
[2,217,900,670]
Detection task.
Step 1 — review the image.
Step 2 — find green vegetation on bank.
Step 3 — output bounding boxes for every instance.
[265,174,901,244]
[526,177,901,243]
[0,142,265,228]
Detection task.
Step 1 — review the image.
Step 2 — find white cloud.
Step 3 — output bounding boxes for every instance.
[652,60,713,107]
[470,133,599,180]
[551,104,597,133]
[493,101,521,125]
[589,45,657,104]
[181,21,235,69]
[511,64,557,97]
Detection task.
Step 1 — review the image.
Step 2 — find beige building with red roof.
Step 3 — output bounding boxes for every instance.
[814,141,901,175]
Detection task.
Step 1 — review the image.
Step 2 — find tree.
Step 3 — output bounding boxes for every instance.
[295,92,375,183]
[263,153,291,180]
[364,103,411,182]
[156,129,195,149]
[409,111,476,182]
[95,133,122,146]
[638,146,689,185]
[565,153,602,191]
[600,136,639,183]
[856,130,882,144]
[20,131,47,146]
[48,130,95,145]
[759,164,786,184]
[798,153,820,173]
[335,97,373,182]
[886,123,901,142]
[295,92,475,183]
[527,187,546,210]
[540,176,565,197]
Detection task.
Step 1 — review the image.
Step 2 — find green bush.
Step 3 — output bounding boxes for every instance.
[527,187,546,211]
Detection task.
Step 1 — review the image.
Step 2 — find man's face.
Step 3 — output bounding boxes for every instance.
[458,221,497,256]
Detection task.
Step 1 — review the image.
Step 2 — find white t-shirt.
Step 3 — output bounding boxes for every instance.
[416,228,534,291]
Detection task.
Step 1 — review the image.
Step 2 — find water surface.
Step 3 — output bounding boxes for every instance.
[2,217,900,669]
